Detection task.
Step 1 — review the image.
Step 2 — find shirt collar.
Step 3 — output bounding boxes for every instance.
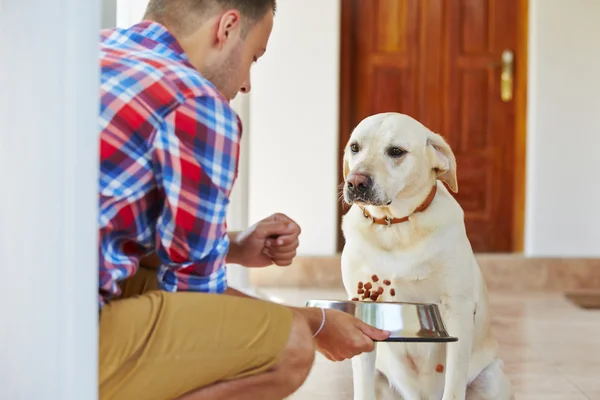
[128,20,189,61]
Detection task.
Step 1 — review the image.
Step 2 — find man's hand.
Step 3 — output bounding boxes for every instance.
[227,213,301,268]
[314,309,391,361]
[293,307,391,362]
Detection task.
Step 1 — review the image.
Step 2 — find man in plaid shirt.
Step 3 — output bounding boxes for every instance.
[98,1,390,399]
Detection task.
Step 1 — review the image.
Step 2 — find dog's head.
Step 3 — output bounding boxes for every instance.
[342,113,457,207]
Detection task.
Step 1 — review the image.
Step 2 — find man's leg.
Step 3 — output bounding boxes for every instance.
[177,310,314,400]
[99,290,315,400]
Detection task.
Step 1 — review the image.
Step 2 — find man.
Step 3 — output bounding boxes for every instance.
[98,1,390,399]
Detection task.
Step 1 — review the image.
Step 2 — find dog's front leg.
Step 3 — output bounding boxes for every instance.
[441,302,474,400]
[352,347,377,400]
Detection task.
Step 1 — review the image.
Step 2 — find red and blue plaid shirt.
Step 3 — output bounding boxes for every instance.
[98,21,240,308]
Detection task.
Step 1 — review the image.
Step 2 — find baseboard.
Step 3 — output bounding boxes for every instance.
[249,254,600,292]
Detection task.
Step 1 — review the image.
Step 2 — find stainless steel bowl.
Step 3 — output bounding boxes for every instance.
[306,299,458,343]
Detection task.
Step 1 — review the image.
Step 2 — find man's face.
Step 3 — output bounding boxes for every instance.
[204,11,273,100]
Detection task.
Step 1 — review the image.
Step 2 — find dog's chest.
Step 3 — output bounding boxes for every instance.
[342,249,450,396]
[343,261,443,304]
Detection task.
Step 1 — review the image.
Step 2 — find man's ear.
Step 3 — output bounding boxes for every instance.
[216,10,241,47]
[426,132,458,193]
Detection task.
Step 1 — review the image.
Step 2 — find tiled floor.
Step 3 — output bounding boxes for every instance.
[257,288,600,400]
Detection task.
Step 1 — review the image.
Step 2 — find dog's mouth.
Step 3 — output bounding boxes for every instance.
[353,199,393,207]
[344,190,391,207]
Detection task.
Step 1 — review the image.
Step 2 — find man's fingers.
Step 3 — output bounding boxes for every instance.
[260,247,296,266]
[273,259,294,267]
[270,250,297,261]
[266,212,299,227]
[266,235,298,248]
[255,220,296,239]
[263,213,301,235]
[266,239,299,253]
[317,348,335,361]
[357,336,376,353]
[272,258,294,267]
[356,320,391,341]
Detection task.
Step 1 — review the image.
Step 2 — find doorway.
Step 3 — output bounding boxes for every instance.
[337,0,528,253]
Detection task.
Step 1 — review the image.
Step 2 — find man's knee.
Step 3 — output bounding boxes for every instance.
[274,311,315,394]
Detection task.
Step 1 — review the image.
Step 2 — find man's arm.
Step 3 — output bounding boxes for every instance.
[151,94,241,294]
[225,231,244,264]
[140,231,243,270]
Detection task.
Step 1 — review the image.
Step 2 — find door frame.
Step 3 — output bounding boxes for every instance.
[336,0,529,253]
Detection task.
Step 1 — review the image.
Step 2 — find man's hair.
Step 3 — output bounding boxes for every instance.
[144,0,276,36]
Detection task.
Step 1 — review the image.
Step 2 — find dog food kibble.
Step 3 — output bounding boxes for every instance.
[383,279,391,286]
[436,364,444,373]
[364,282,373,290]
[364,290,371,298]
[358,288,365,294]
[352,297,359,301]
[370,293,379,301]
[377,287,384,294]
[358,282,363,289]
[372,274,379,282]
[390,288,396,296]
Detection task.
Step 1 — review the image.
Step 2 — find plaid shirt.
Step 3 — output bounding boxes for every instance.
[98,21,241,308]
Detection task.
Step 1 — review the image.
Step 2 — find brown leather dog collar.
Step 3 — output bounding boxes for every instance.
[360,184,438,226]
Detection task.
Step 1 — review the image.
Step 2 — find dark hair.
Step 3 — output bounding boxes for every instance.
[145,0,276,36]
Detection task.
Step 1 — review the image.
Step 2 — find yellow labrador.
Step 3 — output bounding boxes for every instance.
[340,113,513,400]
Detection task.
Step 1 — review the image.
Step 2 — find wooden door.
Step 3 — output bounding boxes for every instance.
[338,0,527,253]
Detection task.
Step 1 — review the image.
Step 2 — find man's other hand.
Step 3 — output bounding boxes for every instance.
[228,213,301,267]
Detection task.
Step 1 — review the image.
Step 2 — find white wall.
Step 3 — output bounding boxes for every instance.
[0,1,100,399]
[249,0,600,257]
[248,0,341,256]
[116,0,148,28]
[226,93,252,287]
[524,0,600,257]
[102,0,117,28]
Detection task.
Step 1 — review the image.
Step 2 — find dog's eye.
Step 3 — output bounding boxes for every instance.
[350,143,360,153]
[387,147,406,158]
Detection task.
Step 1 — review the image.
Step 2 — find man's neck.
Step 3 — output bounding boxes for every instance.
[175,25,215,74]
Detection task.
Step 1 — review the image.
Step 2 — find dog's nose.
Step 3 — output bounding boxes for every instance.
[347,173,373,193]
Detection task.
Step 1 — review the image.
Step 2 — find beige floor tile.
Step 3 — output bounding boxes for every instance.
[257,289,600,400]
[584,390,600,400]
[551,362,600,393]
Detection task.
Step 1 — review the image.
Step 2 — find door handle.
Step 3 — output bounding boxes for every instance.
[500,49,514,102]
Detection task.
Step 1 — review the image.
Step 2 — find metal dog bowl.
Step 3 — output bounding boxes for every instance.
[306,299,458,343]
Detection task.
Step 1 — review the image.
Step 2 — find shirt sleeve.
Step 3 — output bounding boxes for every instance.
[151,94,241,294]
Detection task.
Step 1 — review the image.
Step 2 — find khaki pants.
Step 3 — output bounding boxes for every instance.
[99,265,293,400]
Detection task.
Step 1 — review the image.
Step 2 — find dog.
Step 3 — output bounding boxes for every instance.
[340,112,513,400]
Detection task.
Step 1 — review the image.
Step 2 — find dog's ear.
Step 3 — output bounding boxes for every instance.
[427,133,458,193]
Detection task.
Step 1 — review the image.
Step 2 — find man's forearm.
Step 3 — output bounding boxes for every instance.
[223,287,322,336]
[141,232,243,268]
[225,231,244,264]
[289,306,322,335]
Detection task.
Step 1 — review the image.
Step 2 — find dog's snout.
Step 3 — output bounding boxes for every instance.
[347,173,373,193]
